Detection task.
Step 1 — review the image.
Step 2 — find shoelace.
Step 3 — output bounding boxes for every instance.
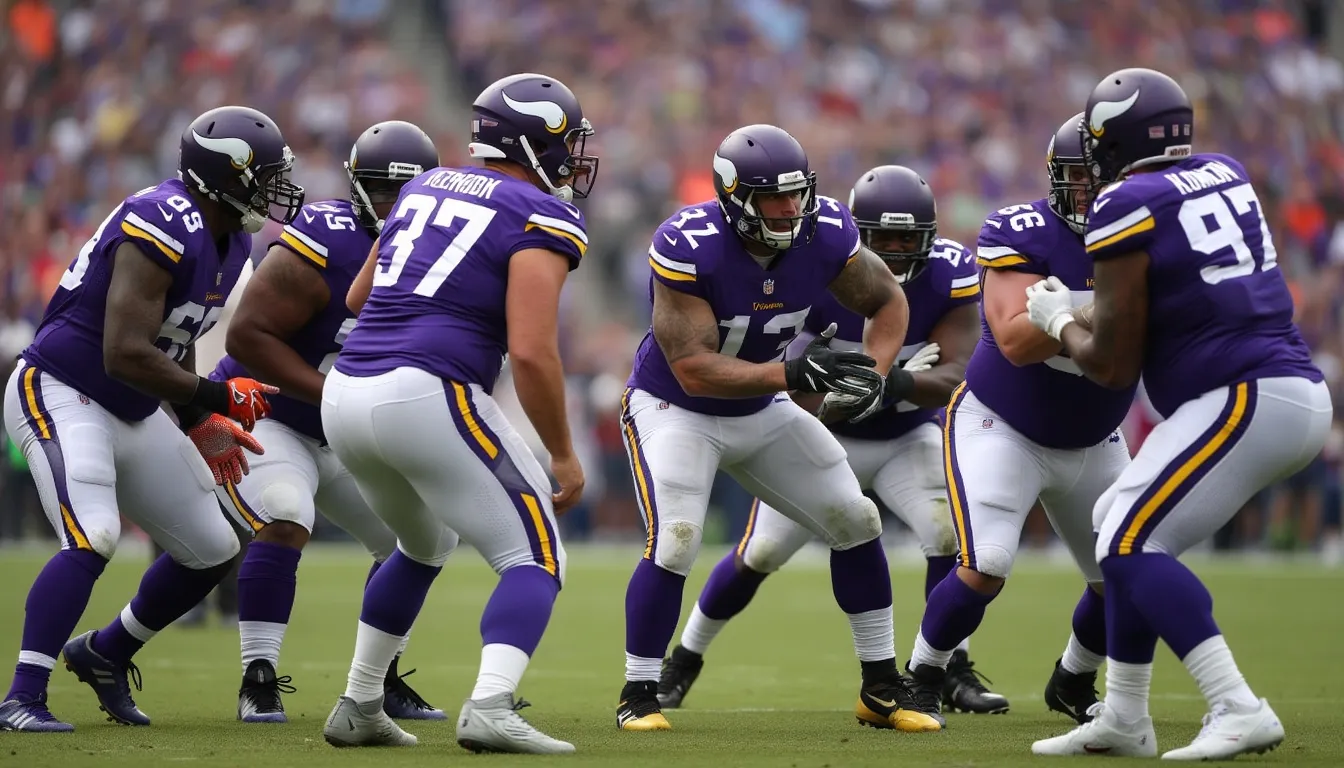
[249,675,296,709]
[907,673,943,712]
[386,669,435,710]
[123,661,143,694]
[948,659,996,694]
[1194,702,1231,740]
[1059,669,1099,699]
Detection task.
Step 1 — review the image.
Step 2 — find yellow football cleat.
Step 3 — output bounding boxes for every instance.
[616,681,672,731]
[855,678,943,733]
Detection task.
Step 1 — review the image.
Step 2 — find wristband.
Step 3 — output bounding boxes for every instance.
[171,403,212,432]
[882,368,915,408]
[188,376,231,417]
[1046,313,1076,342]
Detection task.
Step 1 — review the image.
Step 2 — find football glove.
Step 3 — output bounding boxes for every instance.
[1025,276,1076,341]
[186,414,265,486]
[189,376,280,432]
[901,342,940,373]
[783,322,882,396]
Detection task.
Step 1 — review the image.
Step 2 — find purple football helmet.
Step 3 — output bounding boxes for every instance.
[1080,68,1194,188]
[712,124,819,251]
[847,165,937,284]
[346,120,440,234]
[467,73,597,203]
[1048,112,1090,235]
[178,106,305,233]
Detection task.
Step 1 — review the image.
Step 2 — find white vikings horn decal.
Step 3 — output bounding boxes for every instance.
[713,153,738,194]
[193,132,255,170]
[1088,89,1141,138]
[502,92,568,135]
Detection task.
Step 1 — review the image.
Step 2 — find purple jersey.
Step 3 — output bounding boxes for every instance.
[1086,153,1321,418]
[627,196,860,417]
[213,199,369,440]
[23,179,251,422]
[816,238,980,441]
[965,198,1135,449]
[335,167,585,391]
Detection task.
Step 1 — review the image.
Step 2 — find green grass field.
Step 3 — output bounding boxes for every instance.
[1,544,1341,767]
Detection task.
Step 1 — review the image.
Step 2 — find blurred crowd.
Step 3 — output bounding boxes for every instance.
[1,0,1341,561]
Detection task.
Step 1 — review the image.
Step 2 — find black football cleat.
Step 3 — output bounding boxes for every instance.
[943,649,1010,715]
[855,674,942,732]
[1044,657,1100,724]
[656,646,703,709]
[616,680,670,731]
[904,661,948,728]
[238,659,295,723]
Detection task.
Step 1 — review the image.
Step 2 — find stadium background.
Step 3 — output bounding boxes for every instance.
[2,0,1342,565]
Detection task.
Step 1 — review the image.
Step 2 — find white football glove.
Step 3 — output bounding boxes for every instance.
[902,343,940,373]
[1025,276,1076,341]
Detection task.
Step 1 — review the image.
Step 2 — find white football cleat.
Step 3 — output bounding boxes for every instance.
[1161,698,1283,761]
[456,693,575,755]
[1032,702,1157,757]
[323,695,418,748]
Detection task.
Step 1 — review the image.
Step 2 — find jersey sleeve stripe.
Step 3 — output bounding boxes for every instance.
[121,213,185,258]
[1084,206,1153,246]
[526,213,588,244]
[976,245,1028,268]
[648,246,696,276]
[1085,216,1155,254]
[950,284,981,299]
[282,224,330,257]
[847,230,861,257]
[951,274,979,289]
[524,223,588,258]
[279,231,329,268]
[649,257,695,282]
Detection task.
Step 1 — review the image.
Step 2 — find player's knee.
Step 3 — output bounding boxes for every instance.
[741,538,790,574]
[77,522,120,560]
[653,520,703,576]
[255,520,310,549]
[177,527,241,569]
[915,499,959,558]
[826,496,882,550]
[970,544,1015,580]
[259,481,315,530]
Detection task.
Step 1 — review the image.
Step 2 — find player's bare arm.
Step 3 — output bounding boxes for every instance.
[104,242,210,403]
[652,280,788,398]
[347,240,379,314]
[982,268,1064,366]
[507,247,584,512]
[907,303,979,409]
[828,246,908,373]
[1057,252,1148,389]
[226,245,332,406]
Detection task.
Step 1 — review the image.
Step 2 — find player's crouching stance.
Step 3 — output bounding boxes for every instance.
[1029,68,1329,760]
[319,73,595,755]
[0,107,293,732]
[659,166,996,718]
[209,121,444,724]
[616,125,940,734]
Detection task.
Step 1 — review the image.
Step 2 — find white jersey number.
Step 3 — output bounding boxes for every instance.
[1180,183,1279,285]
[374,193,497,297]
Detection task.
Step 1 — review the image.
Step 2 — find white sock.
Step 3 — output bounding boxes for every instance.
[625,653,662,683]
[470,643,530,700]
[1061,632,1106,675]
[1183,635,1259,711]
[680,604,727,656]
[120,605,158,644]
[343,621,402,704]
[1105,660,1152,722]
[397,632,410,657]
[910,630,954,670]
[848,606,895,662]
[956,637,970,654]
[239,621,286,673]
[16,651,56,670]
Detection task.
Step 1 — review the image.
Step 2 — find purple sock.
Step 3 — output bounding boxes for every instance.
[359,550,441,637]
[1072,587,1107,657]
[94,554,234,663]
[925,555,957,601]
[920,569,996,651]
[830,538,892,615]
[479,566,560,655]
[365,559,383,589]
[1103,577,1158,664]
[1101,553,1220,660]
[237,541,302,625]
[625,558,686,660]
[697,552,767,621]
[7,549,106,700]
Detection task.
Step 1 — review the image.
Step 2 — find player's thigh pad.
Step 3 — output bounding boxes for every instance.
[215,419,320,534]
[1038,432,1130,583]
[313,451,401,562]
[862,423,958,558]
[621,388,722,575]
[1097,378,1332,562]
[118,408,240,568]
[4,364,121,558]
[726,399,878,551]
[945,386,1048,578]
[737,499,816,573]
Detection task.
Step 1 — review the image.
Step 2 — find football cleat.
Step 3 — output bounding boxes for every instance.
[855,674,942,733]
[62,630,150,726]
[0,694,74,732]
[904,661,948,728]
[943,650,1009,714]
[616,681,671,731]
[383,666,446,721]
[1032,702,1156,757]
[457,692,575,755]
[323,695,417,748]
[656,645,703,709]
[1044,657,1100,724]
[238,659,294,724]
[1161,698,1283,761]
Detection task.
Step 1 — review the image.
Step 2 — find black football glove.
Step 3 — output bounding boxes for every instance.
[783,323,882,396]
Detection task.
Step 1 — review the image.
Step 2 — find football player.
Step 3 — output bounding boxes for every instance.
[904,114,1132,723]
[211,121,443,724]
[0,106,294,731]
[1030,68,1328,760]
[319,73,595,755]
[616,126,940,734]
[658,165,1000,720]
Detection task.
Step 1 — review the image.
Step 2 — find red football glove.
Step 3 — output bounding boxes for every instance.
[224,377,280,431]
[186,414,265,486]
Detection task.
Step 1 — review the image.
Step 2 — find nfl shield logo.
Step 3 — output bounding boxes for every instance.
[215,272,223,286]
[762,279,774,295]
